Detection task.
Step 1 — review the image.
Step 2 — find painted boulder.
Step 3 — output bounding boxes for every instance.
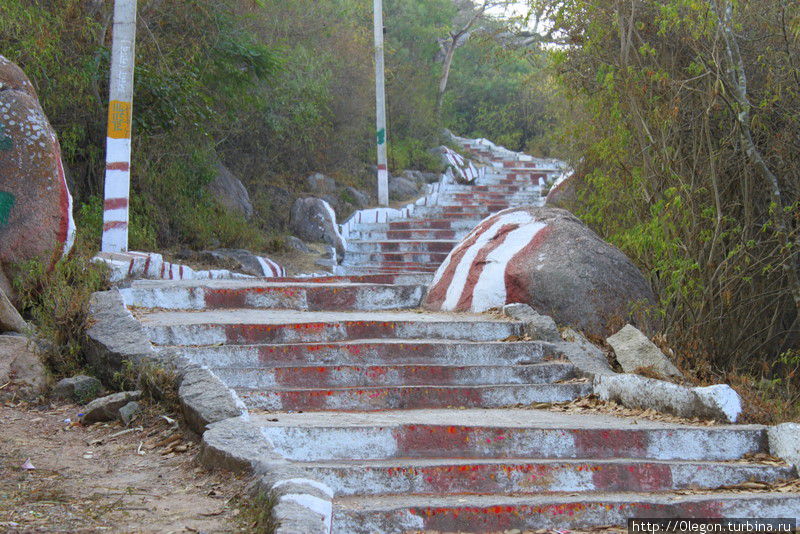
[545,171,581,211]
[0,56,75,293]
[289,197,346,260]
[423,206,657,338]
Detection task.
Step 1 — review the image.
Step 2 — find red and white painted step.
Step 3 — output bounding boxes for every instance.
[123,136,797,532]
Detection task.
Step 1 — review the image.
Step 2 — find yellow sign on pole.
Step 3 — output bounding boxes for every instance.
[107,100,132,139]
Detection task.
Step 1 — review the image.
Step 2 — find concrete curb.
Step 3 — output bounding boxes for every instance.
[87,289,334,532]
[201,416,334,533]
[594,374,742,423]
[86,290,246,433]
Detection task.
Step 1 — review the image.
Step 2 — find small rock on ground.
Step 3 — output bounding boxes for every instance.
[80,390,142,424]
[52,375,103,404]
[606,324,682,379]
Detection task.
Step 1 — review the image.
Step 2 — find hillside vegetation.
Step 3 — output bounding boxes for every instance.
[1,0,797,416]
[533,0,799,416]
[0,0,542,251]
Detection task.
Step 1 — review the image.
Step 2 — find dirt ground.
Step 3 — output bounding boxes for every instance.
[0,398,255,533]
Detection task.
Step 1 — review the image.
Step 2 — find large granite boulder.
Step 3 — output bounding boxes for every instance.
[289,197,346,260]
[0,335,47,400]
[388,176,419,200]
[0,56,75,295]
[0,287,26,333]
[208,162,253,219]
[423,206,657,338]
[306,173,337,194]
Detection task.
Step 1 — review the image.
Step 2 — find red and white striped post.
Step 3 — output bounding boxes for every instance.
[101,0,137,253]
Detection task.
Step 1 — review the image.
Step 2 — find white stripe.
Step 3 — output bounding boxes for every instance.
[103,169,131,198]
[470,221,546,312]
[101,227,128,253]
[273,478,334,498]
[105,137,131,163]
[103,208,128,222]
[280,494,332,534]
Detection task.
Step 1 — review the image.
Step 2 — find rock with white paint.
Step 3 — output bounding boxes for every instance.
[0,56,75,291]
[423,207,657,338]
[594,374,742,423]
[693,384,742,424]
[768,423,800,470]
[208,162,253,219]
[289,197,346,260]
[205,249,285,278]
[545,171,580,210]
[607,324,682,379]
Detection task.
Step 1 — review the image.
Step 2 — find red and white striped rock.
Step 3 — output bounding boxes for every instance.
[0,56,75,289]
[423,206,657,337]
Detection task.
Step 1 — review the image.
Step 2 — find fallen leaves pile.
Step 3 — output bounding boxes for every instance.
[546,395,720,426]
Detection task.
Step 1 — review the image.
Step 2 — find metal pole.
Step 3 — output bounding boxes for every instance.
[373,0,389,206]
[101,0,137,253]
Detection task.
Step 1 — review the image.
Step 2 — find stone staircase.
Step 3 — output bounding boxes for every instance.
[339,149,546,275]
[122,138,799,532]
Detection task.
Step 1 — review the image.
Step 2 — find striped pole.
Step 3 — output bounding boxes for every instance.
[373,0,389,206]
[101,0,137,253]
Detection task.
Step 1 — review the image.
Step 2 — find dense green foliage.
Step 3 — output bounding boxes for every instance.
[534,0,799,407]
[0,0,542,252]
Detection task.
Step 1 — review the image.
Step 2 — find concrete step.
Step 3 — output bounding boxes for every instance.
[123,280,425,311]
[162,340,557,368]
[260,274,431,285]
[341,251,450,264]
[236,382,591,411]
[336,266,438,277]
[301,458,795,497]
[213,361,576,388]
[346,241,458,254]
[254,410,768,461]
[351,229,470,241]
[387,218,478,230]
[140,309,524,346]
[338,261,442,273]
[331,493,800,533]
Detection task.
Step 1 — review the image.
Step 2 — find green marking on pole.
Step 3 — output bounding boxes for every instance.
[0,122,12,151]
[0,191,16,226]
[377,128,386,145]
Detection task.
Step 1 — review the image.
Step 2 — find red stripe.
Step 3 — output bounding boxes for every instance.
[103,221,128,231]
[456,223,519,311]
[106,162,130,171]
[377,164,388,171]
[104,197,129,210]
[504,225,553,304]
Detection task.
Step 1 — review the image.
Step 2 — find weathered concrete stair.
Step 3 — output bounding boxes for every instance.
[253,409,800,533]
[126,141,798,532]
